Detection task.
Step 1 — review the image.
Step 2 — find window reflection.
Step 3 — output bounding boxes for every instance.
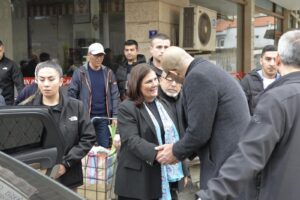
[253,12,282,68]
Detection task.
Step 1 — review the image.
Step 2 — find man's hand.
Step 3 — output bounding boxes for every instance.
[111,119,117,127]
[155,144,178,164]
[54,164,66,179]
[113,134,121,149]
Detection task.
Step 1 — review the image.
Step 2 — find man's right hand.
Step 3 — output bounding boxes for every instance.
[113,134,121,149]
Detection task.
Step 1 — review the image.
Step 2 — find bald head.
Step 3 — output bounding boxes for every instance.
[161,46,193,73]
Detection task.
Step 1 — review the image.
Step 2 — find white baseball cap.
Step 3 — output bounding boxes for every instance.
[88,43,105,55]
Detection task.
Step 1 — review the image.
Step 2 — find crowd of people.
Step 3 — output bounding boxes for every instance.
[1,29,300,200]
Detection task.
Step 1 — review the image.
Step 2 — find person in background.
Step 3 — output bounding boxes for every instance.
[115,63,188,200]
[155,46,250,200]
[149,33,171,77]
[15,53,51,105]
[39,52,50,62]
[240,44,280,115]
[116,39,146,101]
[68,42,119,148]
[0,40,24,105]
[103,48,119,73]
[21,60,96,190]
[21,53,38,77]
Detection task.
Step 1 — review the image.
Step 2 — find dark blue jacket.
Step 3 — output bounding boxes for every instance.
[68,63,119,118]
[15,83,38,105]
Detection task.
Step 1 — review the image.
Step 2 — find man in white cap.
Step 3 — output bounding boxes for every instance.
[68,42,119,148]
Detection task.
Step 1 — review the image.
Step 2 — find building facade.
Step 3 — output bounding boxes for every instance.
[0,0,299,78]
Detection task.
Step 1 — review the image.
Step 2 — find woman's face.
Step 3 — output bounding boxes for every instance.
[140,70,158,102]
[37,67,62,98]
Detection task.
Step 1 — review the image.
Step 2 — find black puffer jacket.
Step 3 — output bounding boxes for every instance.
[26,91,96,188]
[240,69,264,115]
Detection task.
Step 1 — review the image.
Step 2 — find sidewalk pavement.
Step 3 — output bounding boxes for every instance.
[178,158,200,200]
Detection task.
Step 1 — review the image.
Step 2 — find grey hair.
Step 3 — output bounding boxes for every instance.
[278,30,300,67]
[35,60,63,78]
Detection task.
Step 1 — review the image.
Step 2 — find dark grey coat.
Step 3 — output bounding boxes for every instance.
[115,99,188,199]
[172,58,250,196]
[199,71,300,200]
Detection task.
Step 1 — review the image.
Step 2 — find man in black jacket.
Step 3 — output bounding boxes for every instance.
[149,33,171,77]
[115,39,146,100]
[0,40,24,105]
[197,30,300,200]
[240,45,280,115]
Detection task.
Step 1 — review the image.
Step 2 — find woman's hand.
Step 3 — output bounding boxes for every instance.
[54,164,67,179]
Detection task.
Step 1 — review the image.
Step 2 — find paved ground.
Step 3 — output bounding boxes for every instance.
[178,183,199,199]
[178,161,200,200]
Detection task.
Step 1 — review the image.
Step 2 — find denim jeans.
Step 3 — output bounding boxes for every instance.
[91,116,110,148]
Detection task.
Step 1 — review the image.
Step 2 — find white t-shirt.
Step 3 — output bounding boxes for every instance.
[263,78,276,89]
[257,70,277,89]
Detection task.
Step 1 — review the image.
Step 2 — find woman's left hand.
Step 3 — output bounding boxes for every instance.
[54,164,66,179]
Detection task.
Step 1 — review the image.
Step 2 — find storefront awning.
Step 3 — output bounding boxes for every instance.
[270,0,300,10]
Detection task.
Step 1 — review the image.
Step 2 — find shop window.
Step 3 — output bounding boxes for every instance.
[253,10,283,68]
[9,0,125,77]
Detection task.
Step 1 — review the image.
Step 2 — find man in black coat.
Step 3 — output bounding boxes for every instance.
[197,30,300,200]
[115,39,146,100]
[149,33,171,78]
[156,46,250,199]
[240,45,280,115]
[0,40,24,105]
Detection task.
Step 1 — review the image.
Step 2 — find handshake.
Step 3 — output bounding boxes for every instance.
[155,143,178,165]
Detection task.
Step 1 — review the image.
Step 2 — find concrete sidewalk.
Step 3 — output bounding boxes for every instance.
[178,159,200,200]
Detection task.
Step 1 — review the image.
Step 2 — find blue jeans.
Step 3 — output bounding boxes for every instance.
[91,116,110,148]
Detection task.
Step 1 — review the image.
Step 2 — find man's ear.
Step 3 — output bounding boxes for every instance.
[259,57,263,66]
[275,54,281,66]
[59,77,63,87]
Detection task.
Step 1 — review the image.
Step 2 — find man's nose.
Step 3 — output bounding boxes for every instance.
[43,80,50,86]
[270,58,276,65]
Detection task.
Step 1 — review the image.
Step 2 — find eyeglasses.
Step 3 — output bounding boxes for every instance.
[162,76,176,83]
[162,70,183,84]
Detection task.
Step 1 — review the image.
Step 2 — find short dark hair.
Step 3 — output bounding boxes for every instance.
[151,33,170,44]
[104,48,112,54]
[261,45,277,57]
[0,40,3,46]
[124,39,138,48]
[39,52,50,62]
[127,63,153,106]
